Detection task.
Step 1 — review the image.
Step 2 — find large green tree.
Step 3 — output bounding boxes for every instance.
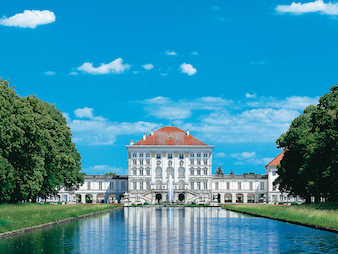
[0,79,84,203]
[276,85,338,203]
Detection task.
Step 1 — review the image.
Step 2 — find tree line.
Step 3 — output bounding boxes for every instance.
[276,85,338,203]
[0,79,84,203]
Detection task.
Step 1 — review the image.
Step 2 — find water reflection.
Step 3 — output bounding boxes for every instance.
[0,207,338,253]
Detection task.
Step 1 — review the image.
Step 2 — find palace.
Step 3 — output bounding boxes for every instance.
[55,126,302,205]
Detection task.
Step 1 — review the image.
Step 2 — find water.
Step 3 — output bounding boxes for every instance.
[167,175,174,202]
[1,207,338,253]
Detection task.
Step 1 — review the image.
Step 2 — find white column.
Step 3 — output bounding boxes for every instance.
[220,193,225,204]
[92,193,97,203]
[232,193,236,204]
[81,194,86,204]
[243,193,248,203]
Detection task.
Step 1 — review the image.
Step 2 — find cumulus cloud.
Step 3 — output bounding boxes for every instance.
[142,63,154,70]
[276,0,338,15]
[191,51,199,55]
[69,71,78,75]
[245,93,257,98]
[83,165,127,175]
[180,63,197,76]
[44,71,56,75]
[215,152,226,158]
[74,107,94,119]
[144,96,171,104]
[231,152,256,159]
[165,50,177,56]
[77,58,131,74]
[0,10,55,28]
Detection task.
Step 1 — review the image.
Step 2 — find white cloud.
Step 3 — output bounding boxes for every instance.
[215,152,226,158]
[231,152,256,159]
[250,61,266,65]
[245,93,257,98]
[180,63,197,76]
[77,58,131,74]
[276,0,338,15]
[191,51,199,55]
[0,10,56,28]
[44,71,56,75]
[142,63,154,70]
[83,165,127,175]
[165,50,177,56]
[133,71,140,74]
[69,71,78,75]
[74,107,94,119]
[144,96,171,104]
[159,73,168,76]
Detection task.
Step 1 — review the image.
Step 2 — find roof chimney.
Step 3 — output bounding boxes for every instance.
[143,133,146,140]
[130,139,134,145]
[151,129,154,135]
[187,129,190,135]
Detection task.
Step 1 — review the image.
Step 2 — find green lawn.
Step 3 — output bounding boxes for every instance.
[224,203,338,230]
[0,203,122,233]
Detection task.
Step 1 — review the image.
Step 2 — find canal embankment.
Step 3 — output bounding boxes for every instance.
[0,203,123,238]
[223,203,338,233]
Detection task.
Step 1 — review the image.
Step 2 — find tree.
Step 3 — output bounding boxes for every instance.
[0,79,84,203]
[276,85,338,203]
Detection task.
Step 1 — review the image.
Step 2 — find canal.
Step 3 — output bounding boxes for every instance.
[1,206,338,253]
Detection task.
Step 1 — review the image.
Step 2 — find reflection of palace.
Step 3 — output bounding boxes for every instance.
[56,126,302,204]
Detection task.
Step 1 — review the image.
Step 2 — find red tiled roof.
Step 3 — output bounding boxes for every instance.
[133,127,208,146]
[265,151,284,167]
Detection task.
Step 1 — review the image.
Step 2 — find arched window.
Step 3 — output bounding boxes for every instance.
[156,180,162,190]
[179,180,185,189]
[190,168,194,176]
[167,167,174,178]
[132,167,137,175]
[156,167,162,177]
[178,168,185,177]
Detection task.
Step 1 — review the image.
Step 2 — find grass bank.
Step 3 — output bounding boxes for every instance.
[0,203,122,234]
[224,203,338,231]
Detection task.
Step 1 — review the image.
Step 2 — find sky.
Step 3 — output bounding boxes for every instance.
[0,1,337,175]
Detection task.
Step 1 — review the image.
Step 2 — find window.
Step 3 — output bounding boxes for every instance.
[226,182,230,190]
[215,182,218,190]
[133,182,136,190]
[179,180,184,189]
[190,153,194,157]
[156,180,162,190]
[168,153,173,159]
[179,154,184,159]
[249,182,253,190]
[260,182,264,190]
[190,169,194,175]
[204,181,208,190]
[191,181,194,190]
[133,153,137,157]
[99,182,102,190]
[147,182,151,190]
[146,168,150,175]
[87,182,91,190]
[197,159,201,165]
[167,168,174,178]
[197,153,201,157]
[140,159,143,165]
[140,182,144,190]
[273,184,277,191]
[156,168,162,177]
[204,168,208,175]
[156,153,161,159]
[179,168,185,177]
[132,159,137,165]
[238,182,241,190]
[157,160,161,166]
[121,182,125,190]
[190,159,194,165]
[168,160,172,166]
[197,182,201,190]
[139,153,143,157]
[110,182,114,189]
[197,168,201,175]
[204,153,208,157]
[272,170,276,176]
[146,153,150,157]
[133,169,136,175]
[140,168,143,176]
[146,159,150,165]
[204,159,208,165]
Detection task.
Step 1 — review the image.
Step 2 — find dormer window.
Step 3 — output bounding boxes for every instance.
[168,154,173,159]
[156,153,161,159]
[190,153,194,157]
[197,153,201,157]
[179,154,184,159]
[204,153,208,157]
[133,153,137,157]
[139,153,143,157]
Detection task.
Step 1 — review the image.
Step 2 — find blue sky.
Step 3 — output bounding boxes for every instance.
[1,1,337,175]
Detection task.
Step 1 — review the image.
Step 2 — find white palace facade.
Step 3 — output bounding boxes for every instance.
[55,127,302,205]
